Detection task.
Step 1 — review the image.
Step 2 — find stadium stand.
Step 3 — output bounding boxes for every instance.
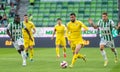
[0,0,19,27]
[0,0,118,27]
[27,0,118,27]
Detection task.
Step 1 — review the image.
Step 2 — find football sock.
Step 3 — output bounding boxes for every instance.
[56,47,60,56]
[101,50,107,61]
[71,54,78,65]
[63,46,66,53]
[113,49,118,58]
[77,53,84,58]
[30,49,34,59]
[21,51,26,61]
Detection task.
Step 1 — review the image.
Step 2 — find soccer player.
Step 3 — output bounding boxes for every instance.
[66,13,88,68]
[88,12,119,67]
[6,15,32,66]
[51,18,67,58]
[23,14,36,61]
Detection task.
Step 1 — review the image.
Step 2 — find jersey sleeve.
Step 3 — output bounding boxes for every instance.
[79,21,88,30]
[31,21,36,29]
[110,20,115,27]
[22,22,26,29]
[97,19,102,27]
[7,23,11,30]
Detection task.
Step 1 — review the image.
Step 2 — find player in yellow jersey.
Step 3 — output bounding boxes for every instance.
[66,13,88,67]
[23,14,36,61]
[51,18,67,58]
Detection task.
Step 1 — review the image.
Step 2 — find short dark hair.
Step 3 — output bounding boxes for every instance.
[24,14,28,16]
[70,13,76,17]
[57,18,62,21]
[14,14,20,18]
[102,12,107,16]
[15,14,19,17]
[14,14,20,22]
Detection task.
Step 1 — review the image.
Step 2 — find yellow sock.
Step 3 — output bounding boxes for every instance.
[77,53,84,58]
[30,49,34,59]
[63,47,66,53]
[71,54,78,65]
[56,47,60,56]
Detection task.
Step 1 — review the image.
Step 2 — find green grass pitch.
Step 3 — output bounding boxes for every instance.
[0,48,120,72]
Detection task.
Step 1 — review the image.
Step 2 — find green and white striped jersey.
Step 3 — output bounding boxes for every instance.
[97,19,115,41]
[7,22,26,41]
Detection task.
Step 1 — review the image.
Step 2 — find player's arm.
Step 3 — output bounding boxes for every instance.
[6,29,15,42]
[24,28,33,41]
[6,24,14,42]
[109,20,120,29]
[32,28,36,34]
[31,22,36,34]
[64,26,67,37]
[112,21,120,30]
[88,18,98,29]
[66,24,71,45]
[66,27,70,40]
[114,25,120,30]
[80,21,89,31]
[51,28,56,40]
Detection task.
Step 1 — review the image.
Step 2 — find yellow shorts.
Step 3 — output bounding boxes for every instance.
[55,37,66,46]
[24,37,35,48]
[70,38,84,52]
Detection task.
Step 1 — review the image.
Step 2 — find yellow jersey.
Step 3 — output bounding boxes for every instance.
[54,24,66,39]
[22,21,35,38]
[67,20,88,41]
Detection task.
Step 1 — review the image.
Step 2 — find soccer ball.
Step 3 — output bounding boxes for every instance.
[60,61,68,68]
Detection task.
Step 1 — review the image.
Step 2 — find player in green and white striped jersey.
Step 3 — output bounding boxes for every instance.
[88,12,120,67]
[7,15,32,66]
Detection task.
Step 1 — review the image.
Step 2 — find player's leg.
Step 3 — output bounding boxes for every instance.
[111,48,118,63]
[109,41,118,63]
[99,38,108,66]
[62,44,66,58]
[24,38,29,57]
[63,45,67,58]
[100,45,107,60]
[25,47,29,58]
[56,45,60,58]
[71,45,76,55]
[56,39,60,58]
[69,44,83,67]
[18,38,27,66]
[29,38,35,61]
[100,44,108,66]
[61,38,67,58]
[68,40,75,55]
[13,40,26,66]
[19,45,27,66]
[29,46,34,61]
[13,42,21,54]
[17,50,21,54]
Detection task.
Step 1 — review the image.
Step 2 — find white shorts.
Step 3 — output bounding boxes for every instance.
[100,37,115,48]
[13,38,24,50]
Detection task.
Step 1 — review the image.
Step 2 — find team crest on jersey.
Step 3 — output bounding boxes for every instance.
[75,23,78,26]
[106,24,110,27]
